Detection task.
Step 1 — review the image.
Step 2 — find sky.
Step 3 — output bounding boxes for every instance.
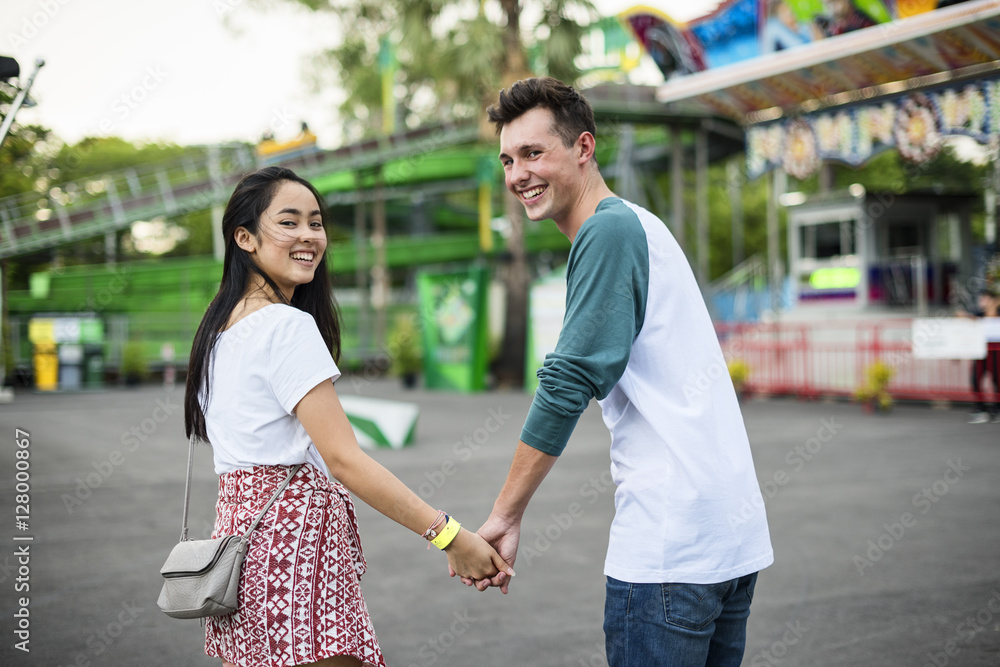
[2,0,714,149]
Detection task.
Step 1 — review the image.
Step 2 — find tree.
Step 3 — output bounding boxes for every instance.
[3,136,216,289]
[293,1,593,139]
[0,83,52,199]
[829,145,989,199]
[270,0,596,385]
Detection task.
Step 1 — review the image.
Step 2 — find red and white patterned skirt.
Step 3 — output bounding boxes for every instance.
[205,463,386,667]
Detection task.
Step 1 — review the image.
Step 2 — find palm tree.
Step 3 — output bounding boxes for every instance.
[269,0,595,384]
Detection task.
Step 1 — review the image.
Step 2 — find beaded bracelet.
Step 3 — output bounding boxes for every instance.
[430,516,461,550]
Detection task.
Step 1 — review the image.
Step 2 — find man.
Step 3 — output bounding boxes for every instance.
[959,287,1000,423]
[467,77,774,666]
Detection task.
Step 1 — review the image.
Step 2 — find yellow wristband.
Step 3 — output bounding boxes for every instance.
[430,517,461,550]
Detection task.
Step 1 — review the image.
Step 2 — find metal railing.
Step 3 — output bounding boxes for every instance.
[0,120,482,261]
[718,318,995,403]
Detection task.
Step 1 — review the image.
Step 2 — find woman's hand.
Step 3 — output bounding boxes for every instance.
[443,527,515,583]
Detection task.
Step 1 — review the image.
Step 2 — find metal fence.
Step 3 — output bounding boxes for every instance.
[717,318,995,403]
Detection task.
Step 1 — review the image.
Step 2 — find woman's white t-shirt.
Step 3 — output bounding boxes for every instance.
[204,303,340,477]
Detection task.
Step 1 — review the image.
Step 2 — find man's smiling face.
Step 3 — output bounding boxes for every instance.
[499,106,584,226]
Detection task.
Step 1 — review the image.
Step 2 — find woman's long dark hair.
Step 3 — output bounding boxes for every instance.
[184,166,341,441]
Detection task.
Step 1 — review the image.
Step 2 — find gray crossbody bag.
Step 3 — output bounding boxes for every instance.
[157,437,301,619]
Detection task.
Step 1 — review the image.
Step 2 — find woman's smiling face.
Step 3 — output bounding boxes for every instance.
[247,180,327,300]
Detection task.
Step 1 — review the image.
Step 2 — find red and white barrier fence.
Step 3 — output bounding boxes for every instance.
[717,319,998,403]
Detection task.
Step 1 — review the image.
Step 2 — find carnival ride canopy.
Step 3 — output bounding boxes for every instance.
[621,0,975,78]
[621,0,1000,179]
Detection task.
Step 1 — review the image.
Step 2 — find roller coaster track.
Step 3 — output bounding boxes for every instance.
[0,121,481,260]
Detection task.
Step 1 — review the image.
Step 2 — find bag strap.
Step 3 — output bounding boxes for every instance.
[180,436,302,542]
[180,436,196,542]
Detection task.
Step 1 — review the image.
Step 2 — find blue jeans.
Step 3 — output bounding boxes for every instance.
[604,572,758,667]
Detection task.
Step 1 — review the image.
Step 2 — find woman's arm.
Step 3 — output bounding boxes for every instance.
[295,380,514,582]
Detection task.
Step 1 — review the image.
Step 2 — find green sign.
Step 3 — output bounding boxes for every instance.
[417,267,489,393]
[809,267,860,289]
[79,318,105,344]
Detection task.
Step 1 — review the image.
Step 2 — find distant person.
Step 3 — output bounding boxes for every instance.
[184,166,512,667]
[299,120,317,145]
[959,287,1000,423]
[464,77,774,666]
[814,0,876,37]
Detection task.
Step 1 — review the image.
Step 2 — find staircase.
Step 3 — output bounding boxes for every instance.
[707,254,771,321]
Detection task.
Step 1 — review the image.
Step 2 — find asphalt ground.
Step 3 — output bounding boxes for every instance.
[0,379,998,666]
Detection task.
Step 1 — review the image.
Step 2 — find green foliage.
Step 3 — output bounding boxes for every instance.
[282,0,596,140]
[726,359,750,394]
[50,137,195,185]
[0,85,53,200]
[854,361,894,411]
[648,161,777,281]
[983,253,1000,289]
[387,314,423,376]
[727,359,750,391]
[1,320,12,384]
[120,341,149,381]
[829,145,989,196]
[4,136,213,278]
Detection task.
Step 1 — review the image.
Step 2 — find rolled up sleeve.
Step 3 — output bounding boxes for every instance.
[520,207,649,456]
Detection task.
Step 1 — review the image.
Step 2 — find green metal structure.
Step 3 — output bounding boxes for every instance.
[3,86,743,383]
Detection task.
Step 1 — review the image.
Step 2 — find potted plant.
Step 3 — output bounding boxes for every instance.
[727,359,750,400]
[387,314,423,388]
[121,341,149,386]
[854,361,894,413]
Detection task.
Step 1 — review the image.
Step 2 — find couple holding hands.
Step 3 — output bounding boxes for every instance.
[184,77,773,667]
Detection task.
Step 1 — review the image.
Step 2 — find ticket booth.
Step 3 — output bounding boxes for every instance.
[786,191,976,312]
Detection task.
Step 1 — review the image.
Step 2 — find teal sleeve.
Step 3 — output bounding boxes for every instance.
[520,205,649,456]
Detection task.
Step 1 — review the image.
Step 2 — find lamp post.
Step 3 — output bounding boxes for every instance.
[0,57,44,151]
[0,56,43,401]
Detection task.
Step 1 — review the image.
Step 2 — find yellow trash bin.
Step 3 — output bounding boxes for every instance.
[33,342,59,391]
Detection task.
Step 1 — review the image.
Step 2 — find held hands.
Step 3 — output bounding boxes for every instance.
[452,513,521,594]
[443,527,515,584]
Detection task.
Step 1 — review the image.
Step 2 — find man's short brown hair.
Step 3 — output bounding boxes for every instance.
[487,77,597,148]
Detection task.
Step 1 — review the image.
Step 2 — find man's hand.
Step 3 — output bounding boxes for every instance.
[443,527,514,583]
[449,440,556,593]
[450,513,521,594]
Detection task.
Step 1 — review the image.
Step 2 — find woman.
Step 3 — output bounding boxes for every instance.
[184,166,512,667]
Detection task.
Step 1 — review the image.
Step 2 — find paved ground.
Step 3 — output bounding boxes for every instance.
[0,379,998,666]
